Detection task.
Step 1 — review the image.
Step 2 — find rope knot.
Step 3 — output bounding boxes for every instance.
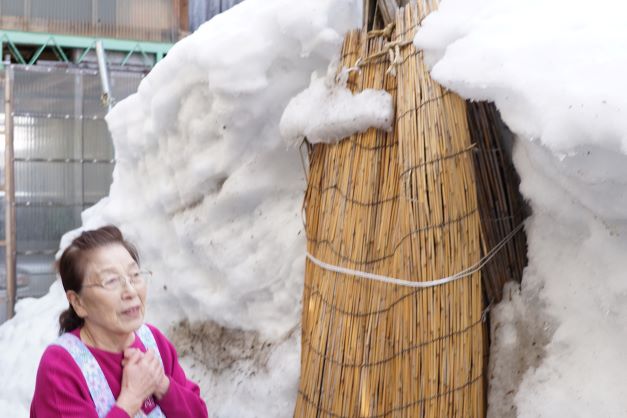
[367,23,395,39]
[352,38,414,78]
[385,44,403,77]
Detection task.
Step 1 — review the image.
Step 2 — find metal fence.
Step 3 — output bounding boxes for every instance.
[0,65,143,323]
[0,0,181,42]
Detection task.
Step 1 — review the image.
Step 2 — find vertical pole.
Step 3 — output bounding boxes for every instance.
[179,0,189,35]
[4,66,16,320]
[92,0,98,32]
[74,71,84,215]
[95,41,113,111]
[363,0,377,30]
[24,0,31,21]
[378,0,399,25]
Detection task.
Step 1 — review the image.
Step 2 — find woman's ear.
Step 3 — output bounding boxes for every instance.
[66,291,87,318]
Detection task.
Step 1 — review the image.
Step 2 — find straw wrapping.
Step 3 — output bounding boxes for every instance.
[292,2,516,416]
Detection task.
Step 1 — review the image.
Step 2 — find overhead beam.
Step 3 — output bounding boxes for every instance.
[0,30,173,68]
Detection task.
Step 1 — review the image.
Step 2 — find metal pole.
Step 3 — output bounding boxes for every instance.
[91,0,99,38]
[92,0,98,27]
[24,0,31,21]
[4,66,16,320]
[95,41,114,111]
[74,71,85,216]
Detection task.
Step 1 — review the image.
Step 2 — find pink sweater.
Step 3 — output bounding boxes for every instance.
[30,324,208,418]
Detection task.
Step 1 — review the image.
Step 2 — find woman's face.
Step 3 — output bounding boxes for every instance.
[73,243,147,336]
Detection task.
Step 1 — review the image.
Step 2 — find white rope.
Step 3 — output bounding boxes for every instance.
[306,222,524,289]
[385,44,402,76]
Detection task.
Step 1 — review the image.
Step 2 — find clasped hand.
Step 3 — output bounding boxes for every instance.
[116,348,170,415]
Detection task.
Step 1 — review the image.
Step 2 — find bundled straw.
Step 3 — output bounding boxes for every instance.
[295,2,488,417]
[467,102,527,304]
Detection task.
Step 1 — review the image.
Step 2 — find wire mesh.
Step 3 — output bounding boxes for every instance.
[0,65,142,303]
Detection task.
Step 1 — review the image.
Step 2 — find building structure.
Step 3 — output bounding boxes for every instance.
[0,0,188,322]
[189,0,243,31]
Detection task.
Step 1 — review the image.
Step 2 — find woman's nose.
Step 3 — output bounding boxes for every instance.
[120,278,139,297]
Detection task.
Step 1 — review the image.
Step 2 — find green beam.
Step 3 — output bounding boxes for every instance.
[1,34,26,65]
[28,39,49,65]
[0,30,173,65]
[28,36,70,65]
[76,42,96,64]
[119,43,153,67]
[53,40,70,63]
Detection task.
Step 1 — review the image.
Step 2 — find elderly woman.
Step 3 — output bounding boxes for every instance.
[30,225,208,418]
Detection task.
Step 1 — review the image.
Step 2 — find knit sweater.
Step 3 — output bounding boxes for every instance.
[30,324,208,418]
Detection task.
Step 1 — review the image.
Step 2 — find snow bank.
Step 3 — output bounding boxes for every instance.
[0,1,361,417]
[414,0,627,157]
[280,67,393,145]
[414,0,627,416]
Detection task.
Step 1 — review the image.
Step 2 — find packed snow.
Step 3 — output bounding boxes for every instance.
[0,0,361,417]
[280,67,393,145]
[2,0,627,417]
[415,0,627,416]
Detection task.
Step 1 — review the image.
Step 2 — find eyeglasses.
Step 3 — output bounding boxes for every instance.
[83,270,152,292]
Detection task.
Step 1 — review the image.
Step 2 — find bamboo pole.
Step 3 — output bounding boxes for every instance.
[364,0,401,29]
[378,0,399,26]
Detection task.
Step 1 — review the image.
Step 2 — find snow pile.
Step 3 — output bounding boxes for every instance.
[414,0,627,157]
[0,1,361,417]
[415,0,627,417]
[280,67,393,145]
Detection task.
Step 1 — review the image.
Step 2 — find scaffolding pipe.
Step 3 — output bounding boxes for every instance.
[95,40,114,111]
[4,67,16,320]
